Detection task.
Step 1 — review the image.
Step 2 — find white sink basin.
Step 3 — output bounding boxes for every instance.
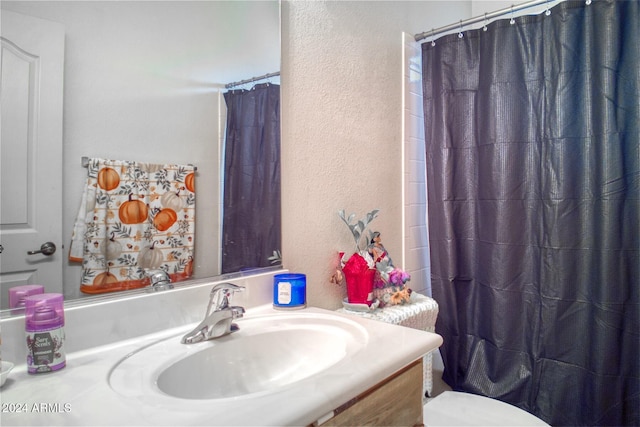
[108,311,368,400]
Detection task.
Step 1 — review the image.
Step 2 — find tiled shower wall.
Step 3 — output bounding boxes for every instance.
[402,33,431,297]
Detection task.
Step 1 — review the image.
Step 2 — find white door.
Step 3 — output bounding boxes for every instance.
[0,10,64,309]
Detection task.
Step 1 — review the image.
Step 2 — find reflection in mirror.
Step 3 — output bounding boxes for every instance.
[0,0,281,313]
[221,83,281,274]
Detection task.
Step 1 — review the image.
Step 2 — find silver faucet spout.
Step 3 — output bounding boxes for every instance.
[181,283,245,344]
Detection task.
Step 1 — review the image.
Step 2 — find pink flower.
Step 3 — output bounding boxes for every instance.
[389,268,410,286]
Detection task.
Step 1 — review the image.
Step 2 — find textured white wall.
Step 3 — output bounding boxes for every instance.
[281,1,469,310]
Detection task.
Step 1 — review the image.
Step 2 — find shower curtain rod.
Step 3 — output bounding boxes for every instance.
[415,0,564,42]
[81,156,197,171]
[225,71,280,89]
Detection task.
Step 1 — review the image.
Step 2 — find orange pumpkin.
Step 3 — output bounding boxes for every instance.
[93,271,118,286]
[98,167,120,191]
[153,208,177,231]
[119,195,148,224]
[185,172,195,193]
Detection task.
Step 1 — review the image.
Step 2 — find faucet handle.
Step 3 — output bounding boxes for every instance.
[145,269,173,292]
[230,306,245,319]
[209,283,245,311]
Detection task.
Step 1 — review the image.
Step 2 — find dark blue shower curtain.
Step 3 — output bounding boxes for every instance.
[422,1,638,425]
[222,83,281,273]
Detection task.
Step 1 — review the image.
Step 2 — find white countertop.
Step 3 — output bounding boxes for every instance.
[0,304,442,426]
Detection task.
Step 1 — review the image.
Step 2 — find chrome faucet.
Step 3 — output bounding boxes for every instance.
[145,269,173,292]
[181,283,245,344]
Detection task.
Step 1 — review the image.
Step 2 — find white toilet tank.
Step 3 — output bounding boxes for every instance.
[424,391,550,426]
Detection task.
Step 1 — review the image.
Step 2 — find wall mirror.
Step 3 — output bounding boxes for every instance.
[0,0,281,314]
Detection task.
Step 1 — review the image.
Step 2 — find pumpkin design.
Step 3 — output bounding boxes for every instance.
[185,172,195,193]
[101,232,123,260]
[153,208,178,231]
[97,167,120,191]
[146,164,164,173]
[93,271,118,286]
[184,257,194,277]
[119,195,148,224]
[160,190,183,211]
[138,242,163,269]
[79,160,197,294]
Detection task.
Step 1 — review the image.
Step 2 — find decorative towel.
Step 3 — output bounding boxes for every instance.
[69,158,196,294]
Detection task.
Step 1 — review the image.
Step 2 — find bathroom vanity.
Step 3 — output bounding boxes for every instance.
[0,271,442,426]
[320,359,424,426]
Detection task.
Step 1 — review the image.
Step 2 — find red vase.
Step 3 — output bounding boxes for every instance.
[342,253,375,305]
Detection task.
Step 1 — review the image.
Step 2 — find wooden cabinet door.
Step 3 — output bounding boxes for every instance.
[322,360,423,427]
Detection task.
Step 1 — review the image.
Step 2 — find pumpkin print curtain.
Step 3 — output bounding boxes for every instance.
[69,158,196,294]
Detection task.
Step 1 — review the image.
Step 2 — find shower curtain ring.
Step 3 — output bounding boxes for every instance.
[431,29,436,46]
[545,0,551,16]
[458,20,464,38]
[483,13,488,31]
[510,6,516,25]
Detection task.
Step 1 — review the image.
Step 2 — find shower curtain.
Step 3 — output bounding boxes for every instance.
[222,83,281,273]
[70,158,196,293]
[422,1,638,425]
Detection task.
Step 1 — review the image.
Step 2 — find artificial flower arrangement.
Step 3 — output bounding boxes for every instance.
[332,209,412,308]
[371,255,412,307]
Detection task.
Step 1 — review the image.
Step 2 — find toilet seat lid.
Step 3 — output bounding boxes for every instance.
[424,391,549,426]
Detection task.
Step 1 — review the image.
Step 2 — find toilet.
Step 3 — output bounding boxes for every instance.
[424,391,550,426]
